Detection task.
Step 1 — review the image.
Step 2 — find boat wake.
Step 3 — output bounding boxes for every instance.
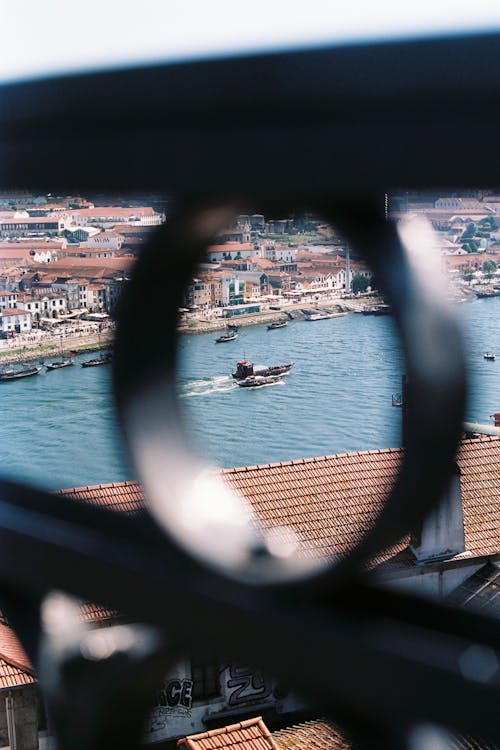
[178,375,236,398]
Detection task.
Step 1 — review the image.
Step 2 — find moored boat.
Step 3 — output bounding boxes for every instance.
[46,339,76,370]
[0,365,42,382]
[216,332,238,343]
[81,353,112,367]
[361,304,392,316]
[267,320,288,330]
[304,311,347,321]
[232,360,294,380]
[46,359,74,370]
[237,374,283,388]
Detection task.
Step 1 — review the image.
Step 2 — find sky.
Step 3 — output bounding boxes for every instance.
[2,0,500,82]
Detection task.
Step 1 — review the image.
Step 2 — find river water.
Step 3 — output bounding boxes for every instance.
[0,297,498,491]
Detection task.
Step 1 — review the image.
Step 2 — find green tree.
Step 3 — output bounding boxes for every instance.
[483,259,497,277]
[463,265,475,284]
[462,239,479,253]
[351,273,370,294]
[461,221,476,240]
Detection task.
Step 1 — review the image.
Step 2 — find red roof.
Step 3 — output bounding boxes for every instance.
[1,307,29,316]
[0,622,33,674]
[0,437,497,692]
[177,717,279,750]
[0,621,35,689]
[273,718,349,750]
[208,243,255,254]
[57,436,500,564]
[44,257,134,270]
[0,248,32,262]
[0,217,61,225]
[66,207,157,217]
[0,660,36,689]
[58,481,144,514]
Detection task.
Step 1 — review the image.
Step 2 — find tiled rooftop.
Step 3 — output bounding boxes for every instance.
[0,622,33,673]
[177,717,279,750]
[59,437,500,565]
[0,659,36,690]
[273,718,350,750]
[0,436,493,693]
[0,622,35,690]
[180,718,498,750]
[59,480,144,515]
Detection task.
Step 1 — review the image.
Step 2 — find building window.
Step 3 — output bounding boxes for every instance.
[191,663,221,701]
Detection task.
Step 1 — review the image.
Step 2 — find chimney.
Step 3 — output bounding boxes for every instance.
[410,462,465,562]
[401,376,465,562]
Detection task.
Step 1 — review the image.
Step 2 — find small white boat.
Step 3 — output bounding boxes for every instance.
[237,375,283,388]
[304,311,347,321]
[484,353,496,361]
[216,332,238,343]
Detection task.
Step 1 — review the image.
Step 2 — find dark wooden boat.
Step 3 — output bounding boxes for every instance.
[81,353,112,367]
[0,365,42,381]
[232,360,294,380]
[46,339,76,370]
[362,304,392,316]
[46,359,74,370]
[267,320,288,330]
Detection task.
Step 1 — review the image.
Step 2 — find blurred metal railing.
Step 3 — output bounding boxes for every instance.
[1,30,500,750]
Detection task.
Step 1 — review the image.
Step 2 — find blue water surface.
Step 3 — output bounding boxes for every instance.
[0,297,498,490]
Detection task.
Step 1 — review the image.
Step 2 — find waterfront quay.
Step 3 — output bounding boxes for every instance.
[0,322,114,365]
[177,294,380,335]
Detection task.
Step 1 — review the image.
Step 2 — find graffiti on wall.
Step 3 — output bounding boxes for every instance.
[226,665,273,707]
[156,678,193,712]
[145,678,194,735]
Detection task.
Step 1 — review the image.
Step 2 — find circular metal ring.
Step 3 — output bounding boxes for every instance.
[113,199,467,592]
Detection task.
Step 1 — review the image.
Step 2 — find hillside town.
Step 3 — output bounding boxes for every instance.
[1,190,500,357]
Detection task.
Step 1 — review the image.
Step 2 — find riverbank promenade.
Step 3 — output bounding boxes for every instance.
[0,323,114,365]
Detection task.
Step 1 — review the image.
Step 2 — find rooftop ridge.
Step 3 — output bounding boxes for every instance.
[178,716,280,750]
[55,435,500,492]
[57,479,139,495]
[219,445,407,474]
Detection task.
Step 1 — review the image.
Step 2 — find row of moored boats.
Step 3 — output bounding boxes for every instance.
[215,319,288,344]
[0,352,112,381]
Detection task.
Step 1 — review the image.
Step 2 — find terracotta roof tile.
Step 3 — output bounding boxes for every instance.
[273,719,350,750]
[272,719,499,750]
[66,207,157,218]
[178,717,279,750]
[0,622,33,673]
[57,437,500,566]
[0,659,36,689]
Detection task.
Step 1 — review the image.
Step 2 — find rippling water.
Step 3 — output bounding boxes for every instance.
[0,297,498,490]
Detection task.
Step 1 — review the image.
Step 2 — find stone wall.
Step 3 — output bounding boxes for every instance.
[0,686,39,750]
